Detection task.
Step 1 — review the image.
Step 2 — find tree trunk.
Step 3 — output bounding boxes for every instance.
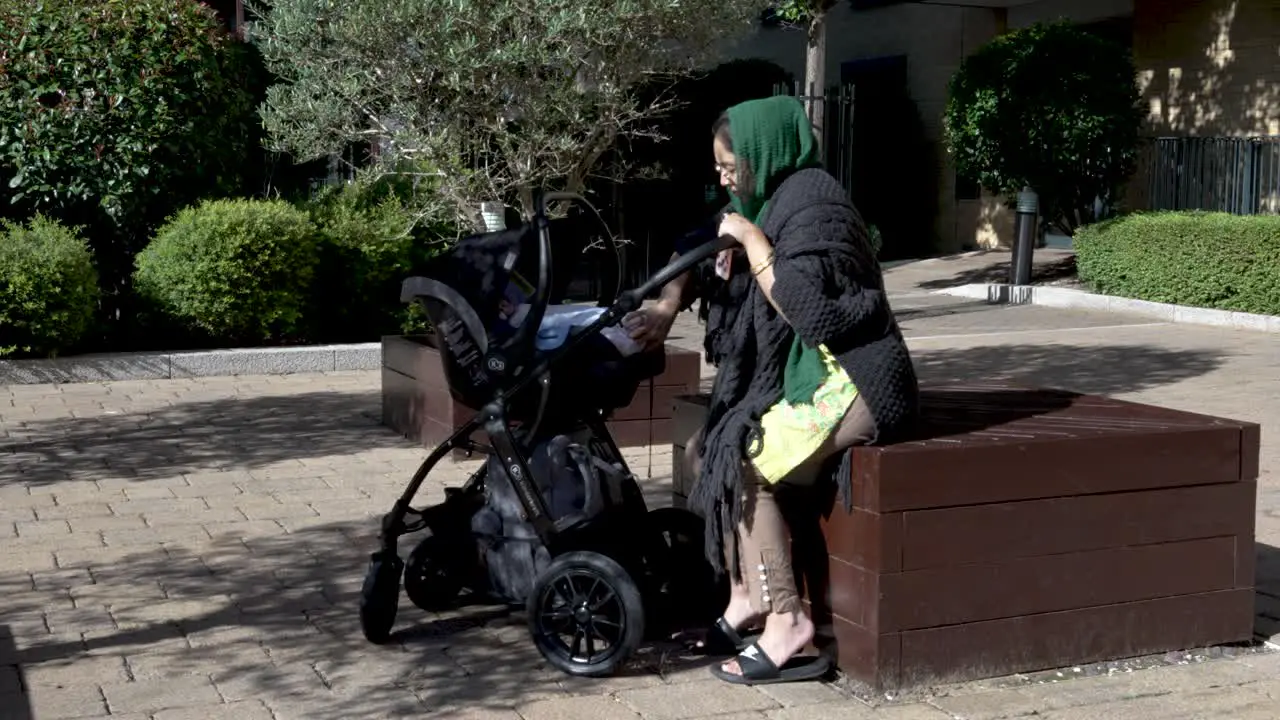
[516,186,537,223]
[805,10,828,149]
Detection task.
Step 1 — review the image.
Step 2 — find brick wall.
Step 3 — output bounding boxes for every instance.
[1134,0,1280,137]
[1126,0,1280,212]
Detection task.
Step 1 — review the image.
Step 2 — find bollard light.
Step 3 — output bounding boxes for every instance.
[1010,186,1039,286]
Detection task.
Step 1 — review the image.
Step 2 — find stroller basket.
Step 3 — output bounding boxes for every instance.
[360,190,734,679]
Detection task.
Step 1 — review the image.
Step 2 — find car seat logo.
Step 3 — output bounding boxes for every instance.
[487,357,506,372]
[509,464,522,478]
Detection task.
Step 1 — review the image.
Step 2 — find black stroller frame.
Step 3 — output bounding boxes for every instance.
[359,190,733,677]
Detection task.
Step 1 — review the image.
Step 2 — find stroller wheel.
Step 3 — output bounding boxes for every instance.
[359,549,403,645]
[404,534,466,612]
[527,551,644,678]
[645,507,727,632]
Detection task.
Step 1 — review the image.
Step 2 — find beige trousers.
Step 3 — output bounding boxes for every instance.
[687,395,876,616]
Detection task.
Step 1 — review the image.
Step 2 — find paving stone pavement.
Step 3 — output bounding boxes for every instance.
[3,258,1280,719]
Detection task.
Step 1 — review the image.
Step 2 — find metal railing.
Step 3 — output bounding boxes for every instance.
[772,83,857,193]
[1138,136,1280,215]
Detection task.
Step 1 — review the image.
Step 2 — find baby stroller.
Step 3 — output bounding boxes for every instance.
[359,191,734,677]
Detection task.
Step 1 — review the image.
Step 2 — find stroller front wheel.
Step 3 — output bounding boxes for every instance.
[359,549,403,644]
[527,551,644,677]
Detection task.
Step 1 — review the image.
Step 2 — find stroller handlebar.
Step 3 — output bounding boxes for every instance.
[617,234,737,310]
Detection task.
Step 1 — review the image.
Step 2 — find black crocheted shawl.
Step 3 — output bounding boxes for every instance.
[688,167,916,581]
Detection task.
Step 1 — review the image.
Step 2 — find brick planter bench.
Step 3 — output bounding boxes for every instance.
[670,385,1259,691]
[382,334,700,450]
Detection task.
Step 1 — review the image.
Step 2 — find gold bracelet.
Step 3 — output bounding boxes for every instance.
[751,253,775,277]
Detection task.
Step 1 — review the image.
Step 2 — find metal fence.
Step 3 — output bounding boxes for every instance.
[1138,136,1280,215]
[772,83,857,193]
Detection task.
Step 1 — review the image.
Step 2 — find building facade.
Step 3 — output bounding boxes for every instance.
[725,0,1280,254]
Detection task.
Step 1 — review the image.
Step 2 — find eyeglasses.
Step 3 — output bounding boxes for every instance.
[715,163,737,178]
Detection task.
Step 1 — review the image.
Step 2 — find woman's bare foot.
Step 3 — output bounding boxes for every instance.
[692,588,761,652]
[719,610,814,676]
[721,593,758,630]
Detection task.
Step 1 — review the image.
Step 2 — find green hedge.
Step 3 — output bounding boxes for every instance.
[134,199,320,344]
[0,216,100,358]
[1074,211,1280,315]
[305,179,442,342]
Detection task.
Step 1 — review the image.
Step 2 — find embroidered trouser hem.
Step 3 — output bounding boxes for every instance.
[687,395,876,616]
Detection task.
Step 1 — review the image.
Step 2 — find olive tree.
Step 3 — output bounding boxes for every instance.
[944,21,1144,234]
[250,0,762,225]
[771,1,836,138]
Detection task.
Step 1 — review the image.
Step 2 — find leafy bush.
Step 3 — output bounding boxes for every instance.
[305,178,449,341]
[1074,211,1280,315]
[0,216,99,358]
[944,21,1144,234]
[0,0,267,270]
[134,199,320,343]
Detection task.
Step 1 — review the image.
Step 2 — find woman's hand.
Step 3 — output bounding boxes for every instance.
[719,213,787,319]
[622,299,679,352]
[717,213,763,246]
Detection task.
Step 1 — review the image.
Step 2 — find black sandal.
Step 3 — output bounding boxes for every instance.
[691,616,760,656]
[710,642,832,686]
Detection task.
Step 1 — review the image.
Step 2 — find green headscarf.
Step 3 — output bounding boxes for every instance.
[725,95,823,225]
[723,96,830,407]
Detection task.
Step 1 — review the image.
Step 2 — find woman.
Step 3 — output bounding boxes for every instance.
[628,96,919,685]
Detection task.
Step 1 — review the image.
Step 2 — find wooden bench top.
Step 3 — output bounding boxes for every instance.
[675,384,1260,512]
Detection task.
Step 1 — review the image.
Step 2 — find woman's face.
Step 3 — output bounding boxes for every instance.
[713,135,738,197]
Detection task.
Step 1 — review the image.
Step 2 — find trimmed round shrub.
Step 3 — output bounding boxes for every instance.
[1074,211,1280,315]
[0,216,99,358]
[304,176,454,341]
[134,199,320,343]
[944,21,1144,234]
[306,181,424,341]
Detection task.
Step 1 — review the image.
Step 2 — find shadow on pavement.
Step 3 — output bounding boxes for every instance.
[1257,543,1280,642]
[1,518,715,719]
[915,254,1078,290]
[0,630,32,719]
[2,343,1226,492]
[1,390,408,488]
[894,299,1009,324]
[912,343,1226,397]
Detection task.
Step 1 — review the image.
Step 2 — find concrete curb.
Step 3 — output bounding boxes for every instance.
[0,342,382,385]
[935,283,1280,334]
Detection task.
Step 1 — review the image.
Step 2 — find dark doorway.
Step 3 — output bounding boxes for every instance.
[840,55,938,261]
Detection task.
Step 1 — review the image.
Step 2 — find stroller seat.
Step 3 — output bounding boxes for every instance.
[400,225,665,434]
